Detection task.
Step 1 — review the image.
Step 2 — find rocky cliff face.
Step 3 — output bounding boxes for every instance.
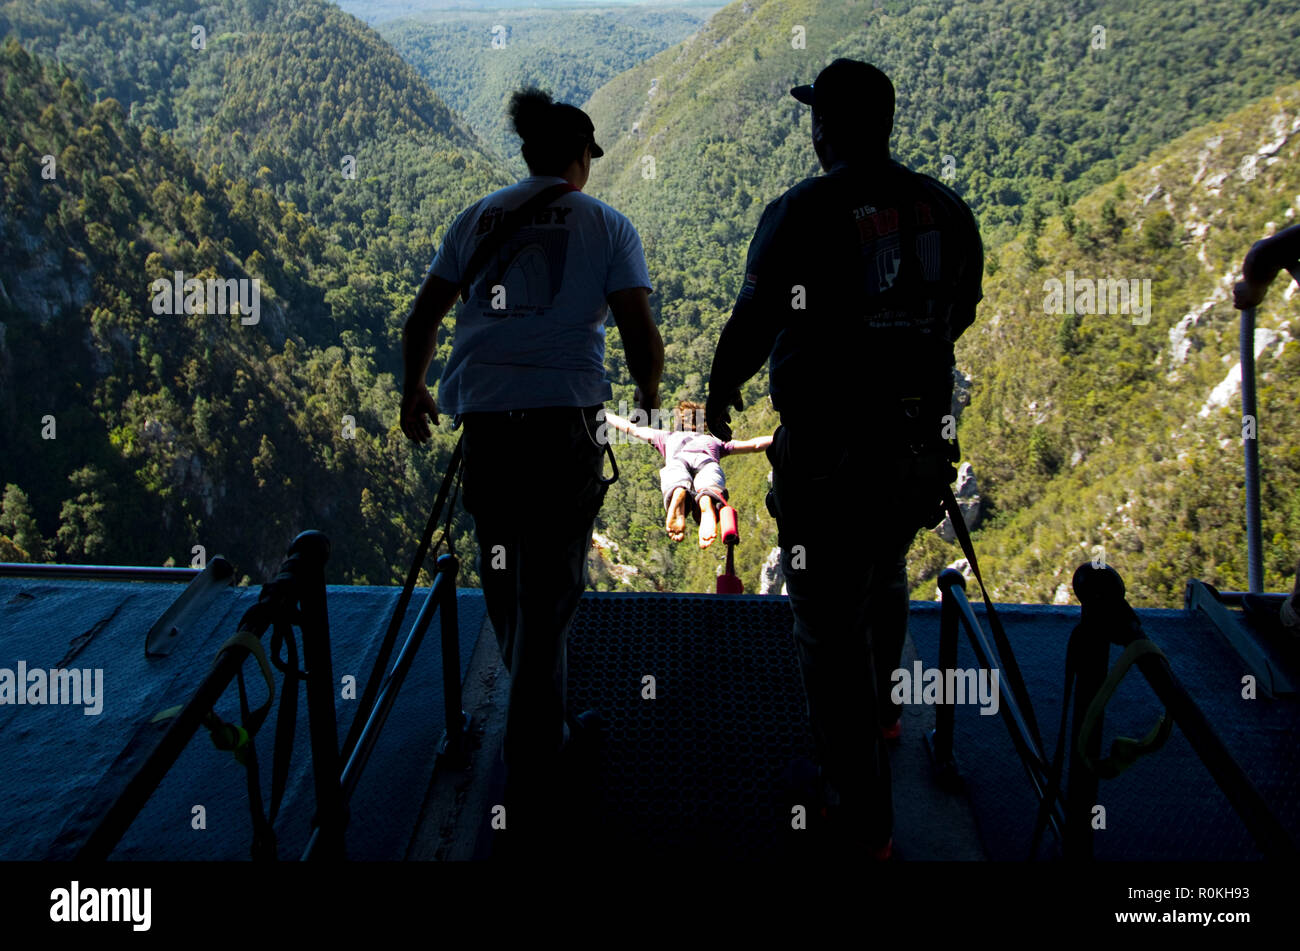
[758,544,785,596]
[931,462,983,544]
[915,83,1300,606]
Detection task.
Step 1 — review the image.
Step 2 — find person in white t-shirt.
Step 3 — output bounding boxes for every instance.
[398,88,664,853]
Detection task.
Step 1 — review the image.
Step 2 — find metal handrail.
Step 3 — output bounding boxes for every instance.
[342,555,460,802]
[64,525,471,861]
[1240,305,1263,593]
[77,531,336,860]
[932,569,1065,845]
[1240,260,1300,593]
[934,563,1298,859]
[0,562,202,582]
[301,551,464,860]
[1072,564,1298,860]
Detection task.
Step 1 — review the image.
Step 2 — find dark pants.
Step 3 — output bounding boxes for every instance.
[767,422,951,848]
[459,405,607,822]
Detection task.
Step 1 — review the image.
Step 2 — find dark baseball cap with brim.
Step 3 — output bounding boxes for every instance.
[553,102,604,158]
[791,57,894,129]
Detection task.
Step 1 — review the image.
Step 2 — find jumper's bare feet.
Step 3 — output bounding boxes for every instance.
[666,487,688,542]
[698,495,717,549]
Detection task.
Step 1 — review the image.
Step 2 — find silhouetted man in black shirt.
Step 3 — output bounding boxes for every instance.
[707,59,983,859]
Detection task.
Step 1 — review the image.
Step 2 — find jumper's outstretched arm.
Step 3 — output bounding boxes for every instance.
[726,434,773,454]
[602,411,660,445]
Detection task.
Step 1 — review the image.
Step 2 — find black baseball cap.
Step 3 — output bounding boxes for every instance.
[552,102,604,158]
[791,58,894,132]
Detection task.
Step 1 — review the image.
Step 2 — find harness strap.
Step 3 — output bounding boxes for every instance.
[153,627,281,858]
[341,435,464,764]
[943,484,1044,751]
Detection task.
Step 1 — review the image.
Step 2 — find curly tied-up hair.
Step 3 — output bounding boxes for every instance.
[509,87,586,175]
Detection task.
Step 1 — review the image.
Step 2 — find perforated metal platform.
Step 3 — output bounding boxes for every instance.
[545,592,1300,861]
[566,593,815,859]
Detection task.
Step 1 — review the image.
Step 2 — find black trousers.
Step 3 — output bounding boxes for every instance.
[459,405,607,807]
[768,422,952,847]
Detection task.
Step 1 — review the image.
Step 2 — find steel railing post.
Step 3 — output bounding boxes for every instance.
[1066,564,1117,861]
[435,553,468,768]
[293,531,346,861]
[928,568,964,789]
[1240,306,1263,593]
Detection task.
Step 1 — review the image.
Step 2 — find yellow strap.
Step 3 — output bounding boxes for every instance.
[1077,638,1172,778]
[151,628,275,764]
[218,627,276,717]
[151,704,183,724]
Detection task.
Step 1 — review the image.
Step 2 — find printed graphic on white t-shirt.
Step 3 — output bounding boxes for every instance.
[429,176,652,415]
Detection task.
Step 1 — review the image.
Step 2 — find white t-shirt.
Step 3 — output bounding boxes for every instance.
[430,175,653,415]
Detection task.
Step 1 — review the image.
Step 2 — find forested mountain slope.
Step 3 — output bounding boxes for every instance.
[630,82,1300,604]
[3,0,1299,609]
[581,0,1300,601]
[375,6,716,173]
[585,0,1300,399]
[927,83,1300,607]
[0,0,507,355]
[0,1,505,584]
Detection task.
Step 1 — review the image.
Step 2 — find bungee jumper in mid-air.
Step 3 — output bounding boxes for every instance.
[601,401,772,549]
